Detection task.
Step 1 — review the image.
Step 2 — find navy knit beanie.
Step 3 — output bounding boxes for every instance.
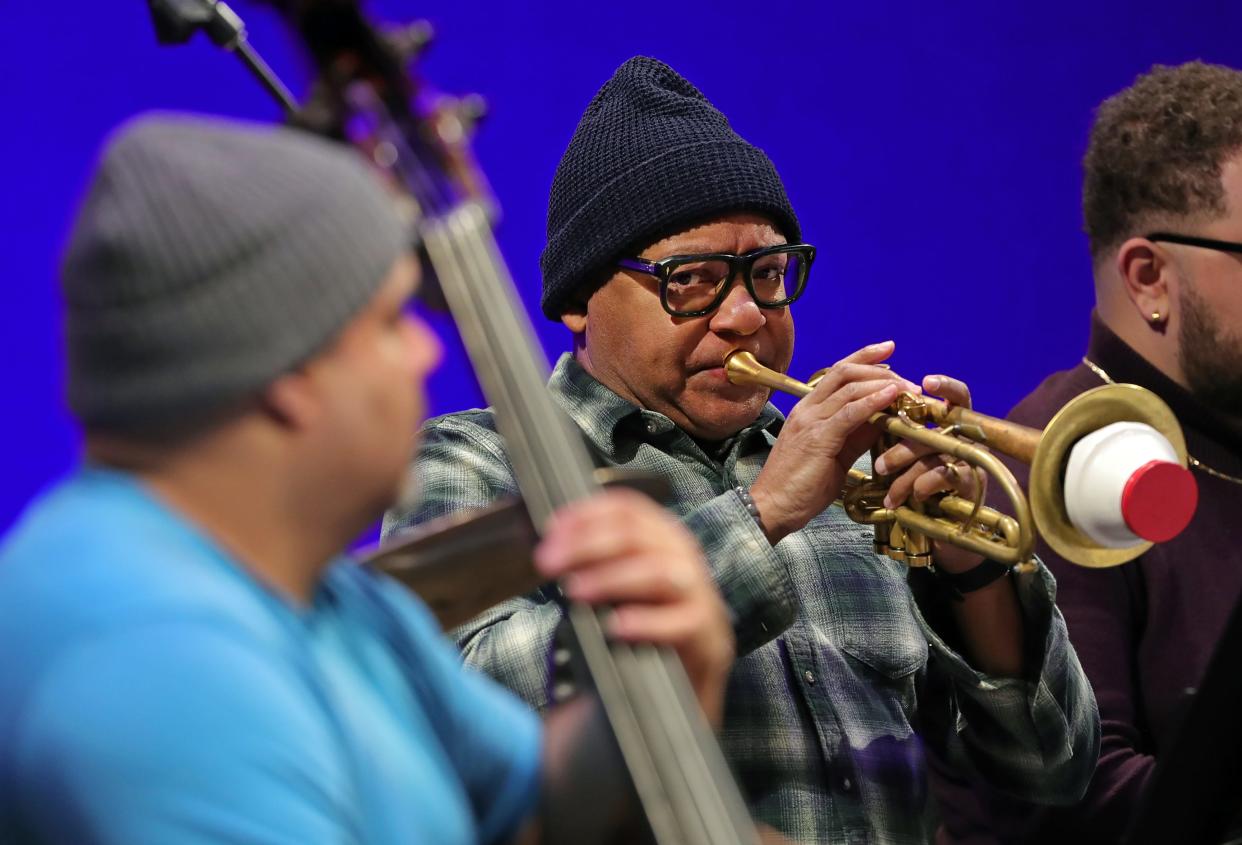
[540,56,799,319]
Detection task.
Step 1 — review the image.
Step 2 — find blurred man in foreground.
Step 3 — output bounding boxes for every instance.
[0,113,733,844]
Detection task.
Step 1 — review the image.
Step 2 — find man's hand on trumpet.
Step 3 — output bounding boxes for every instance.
[748,340,918,545]
[872,373,987,574]
[748,343,1026,676]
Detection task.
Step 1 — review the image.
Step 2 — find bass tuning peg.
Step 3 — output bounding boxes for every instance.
[457,94,488,130]
[382,19,434,62]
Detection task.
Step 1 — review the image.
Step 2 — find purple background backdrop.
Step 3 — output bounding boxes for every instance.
[4,1,1241,534]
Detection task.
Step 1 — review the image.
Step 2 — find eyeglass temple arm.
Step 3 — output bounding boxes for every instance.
[617,257,660,274]
[1146,232,1242,254]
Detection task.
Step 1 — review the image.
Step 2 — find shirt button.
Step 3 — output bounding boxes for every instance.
[803,670,815,685]
[646,421,659,433]
[841,776,854,792]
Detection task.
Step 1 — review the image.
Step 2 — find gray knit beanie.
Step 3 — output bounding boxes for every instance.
[540,56,799,319]
[61,112,408,431]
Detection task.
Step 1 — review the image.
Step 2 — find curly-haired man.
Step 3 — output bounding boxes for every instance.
[934,60,1242,844]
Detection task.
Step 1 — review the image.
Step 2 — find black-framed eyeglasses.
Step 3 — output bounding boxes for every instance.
[1147,232,1242,256]
[617,243,816,318]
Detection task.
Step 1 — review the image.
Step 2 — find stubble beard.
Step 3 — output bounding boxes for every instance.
[1179,281,1242,416]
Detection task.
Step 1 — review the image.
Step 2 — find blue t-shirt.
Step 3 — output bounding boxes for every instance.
[0,467,541,844]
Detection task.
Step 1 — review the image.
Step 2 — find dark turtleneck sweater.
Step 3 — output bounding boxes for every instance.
[933,312,1242,843]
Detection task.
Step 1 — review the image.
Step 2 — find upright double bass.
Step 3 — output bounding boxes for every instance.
[151,1,761,842]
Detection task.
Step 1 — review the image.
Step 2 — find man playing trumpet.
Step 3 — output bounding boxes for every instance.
[386,57,1098,842]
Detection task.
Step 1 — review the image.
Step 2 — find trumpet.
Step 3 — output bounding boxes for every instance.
[724,350,1194,570]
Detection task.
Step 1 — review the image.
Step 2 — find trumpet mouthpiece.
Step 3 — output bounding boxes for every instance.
[723,350,812,398]
[724,350,764,381]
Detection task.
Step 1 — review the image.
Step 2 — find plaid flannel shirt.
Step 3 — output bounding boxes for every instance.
[382,353,1099,844]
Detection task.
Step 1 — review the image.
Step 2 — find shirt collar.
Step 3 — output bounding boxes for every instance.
[547,353,784,459]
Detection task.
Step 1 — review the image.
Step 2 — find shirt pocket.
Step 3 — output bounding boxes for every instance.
[841,622,927,680]
[824,536,928,680]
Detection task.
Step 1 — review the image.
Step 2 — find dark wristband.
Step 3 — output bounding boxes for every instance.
[930,558,1012,601]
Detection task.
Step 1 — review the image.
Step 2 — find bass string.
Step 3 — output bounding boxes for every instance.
[449,211,733,845]
[450,211,755,844]
[426,204,754,845]
[445,206,594,516]
[422,211,683,835]
[422,214,686,841]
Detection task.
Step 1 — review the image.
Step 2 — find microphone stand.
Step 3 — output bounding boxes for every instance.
[146,0,299,115]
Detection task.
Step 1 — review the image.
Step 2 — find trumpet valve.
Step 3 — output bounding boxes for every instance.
[892,392,931,423]
[880,522,906,564]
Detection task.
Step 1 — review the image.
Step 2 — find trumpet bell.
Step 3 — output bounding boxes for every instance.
[1031,383,1191,568]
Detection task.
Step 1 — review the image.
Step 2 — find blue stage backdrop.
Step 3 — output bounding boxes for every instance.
[3,1,1240,535]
